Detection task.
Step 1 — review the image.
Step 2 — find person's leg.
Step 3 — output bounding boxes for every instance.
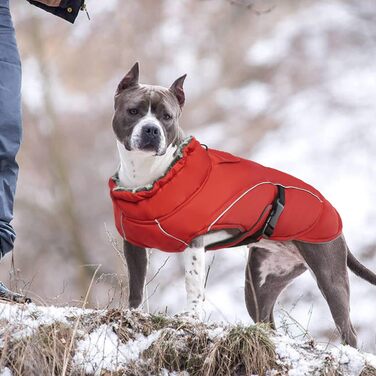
[0,0,22,259]
[0,1,30,303]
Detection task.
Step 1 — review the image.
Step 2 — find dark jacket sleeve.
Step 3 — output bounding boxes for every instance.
[27,0,85,23]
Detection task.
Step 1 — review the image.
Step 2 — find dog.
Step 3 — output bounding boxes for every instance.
[110,62,376,348]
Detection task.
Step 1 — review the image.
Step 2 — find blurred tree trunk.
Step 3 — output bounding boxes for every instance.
[28,18,93,301]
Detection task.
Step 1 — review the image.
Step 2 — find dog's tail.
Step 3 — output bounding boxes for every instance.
[347,249,376,285]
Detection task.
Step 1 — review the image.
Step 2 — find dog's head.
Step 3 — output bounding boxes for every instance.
[112,63,186,156]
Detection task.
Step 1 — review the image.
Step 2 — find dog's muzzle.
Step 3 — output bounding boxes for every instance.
[138,124,162,152]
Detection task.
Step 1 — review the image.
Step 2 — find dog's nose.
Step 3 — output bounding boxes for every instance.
[142,124,161,140]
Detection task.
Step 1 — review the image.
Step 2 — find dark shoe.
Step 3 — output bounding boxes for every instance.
[0,281,31,303]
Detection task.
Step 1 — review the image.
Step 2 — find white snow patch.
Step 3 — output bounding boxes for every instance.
[0,368,12,376]
[73,324,161,374]
[0,302,97,344]
[274,335,323,375]
[274,333,376,375]
[160,369,189,376]
[330,345,365,375]
[364,352,376,369]
[207,326,226,340]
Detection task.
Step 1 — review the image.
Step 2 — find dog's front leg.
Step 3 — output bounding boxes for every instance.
[123,240,148,309]
[184,241,205,318]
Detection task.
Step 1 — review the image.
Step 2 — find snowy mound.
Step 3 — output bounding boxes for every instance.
[0,302,375,375]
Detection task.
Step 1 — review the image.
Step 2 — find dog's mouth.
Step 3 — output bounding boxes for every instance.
[123,140,166,156]
[138,140,160,153]
[143,145,167,156]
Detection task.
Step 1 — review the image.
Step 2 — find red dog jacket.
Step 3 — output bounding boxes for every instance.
[109,137,342,252]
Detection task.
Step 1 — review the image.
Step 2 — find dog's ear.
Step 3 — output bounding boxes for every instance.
[116,62,139,95]
[169,74,187,107]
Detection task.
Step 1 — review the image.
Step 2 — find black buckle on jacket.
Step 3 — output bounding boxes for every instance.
[262,185,285,238]
[205,184,286,250]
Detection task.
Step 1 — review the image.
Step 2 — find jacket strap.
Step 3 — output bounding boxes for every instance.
[238,184,285,242]
[205,185,286,250]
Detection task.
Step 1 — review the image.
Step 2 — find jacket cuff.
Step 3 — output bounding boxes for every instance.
[27,0,85,23]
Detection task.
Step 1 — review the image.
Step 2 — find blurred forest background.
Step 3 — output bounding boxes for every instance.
[4,0,376,352]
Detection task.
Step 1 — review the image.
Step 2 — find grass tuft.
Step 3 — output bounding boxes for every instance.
[203,324,277,376]
[143,322,277,376]
[144,326,210,375]
[4,322,75,376]
[360,365,376,376]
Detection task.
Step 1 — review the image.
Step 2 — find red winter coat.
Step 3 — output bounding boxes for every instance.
[109,137,342,252]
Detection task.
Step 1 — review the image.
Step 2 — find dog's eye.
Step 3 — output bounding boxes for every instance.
[163,113,172,121]
[128,108,139,115]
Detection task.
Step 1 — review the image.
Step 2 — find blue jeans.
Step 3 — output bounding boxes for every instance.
[0,0,22,258]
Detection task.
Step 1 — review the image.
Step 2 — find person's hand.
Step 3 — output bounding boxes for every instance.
[32,0,61,6]
[27,0,85,23]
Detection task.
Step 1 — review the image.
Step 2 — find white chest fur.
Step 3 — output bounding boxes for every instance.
[116,141,177,190]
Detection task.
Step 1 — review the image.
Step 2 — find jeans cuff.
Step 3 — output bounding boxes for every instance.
[0,221,16,257]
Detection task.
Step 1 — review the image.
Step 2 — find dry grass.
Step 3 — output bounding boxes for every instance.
[203,325,277,376]
[142,322,277,376]
[98,308,170,338]
[360,365,376,376]
[144,326,209,375]
[318,366,341,376]
[1,322,77,376]
[317,353,342,376]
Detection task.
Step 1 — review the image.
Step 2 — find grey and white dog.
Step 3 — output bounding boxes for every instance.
[112,63,376,348]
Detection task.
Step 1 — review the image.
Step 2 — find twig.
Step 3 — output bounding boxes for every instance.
[279,306,312,341]
[104,223,128,274]
[204,254,216,289]
[146,257,170,287]
[227,0,275,15]
[61,264,101,376]
[142,283,160,309]
[205,296,231,324]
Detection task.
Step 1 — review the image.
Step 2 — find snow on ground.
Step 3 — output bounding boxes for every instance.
[73,324,161,375]
[0,368,12,376]
[0,301,96,342]
[274,334,376,376]
[0,301,375,375]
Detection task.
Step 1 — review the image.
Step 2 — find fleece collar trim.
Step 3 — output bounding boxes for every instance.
[110,137,211,204]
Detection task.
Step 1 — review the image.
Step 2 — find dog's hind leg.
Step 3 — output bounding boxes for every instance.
[245,242,306,329]
[294,236,357,347]
[123,240,148,309]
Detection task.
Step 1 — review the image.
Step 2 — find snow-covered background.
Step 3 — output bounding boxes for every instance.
[4,0,376,353]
